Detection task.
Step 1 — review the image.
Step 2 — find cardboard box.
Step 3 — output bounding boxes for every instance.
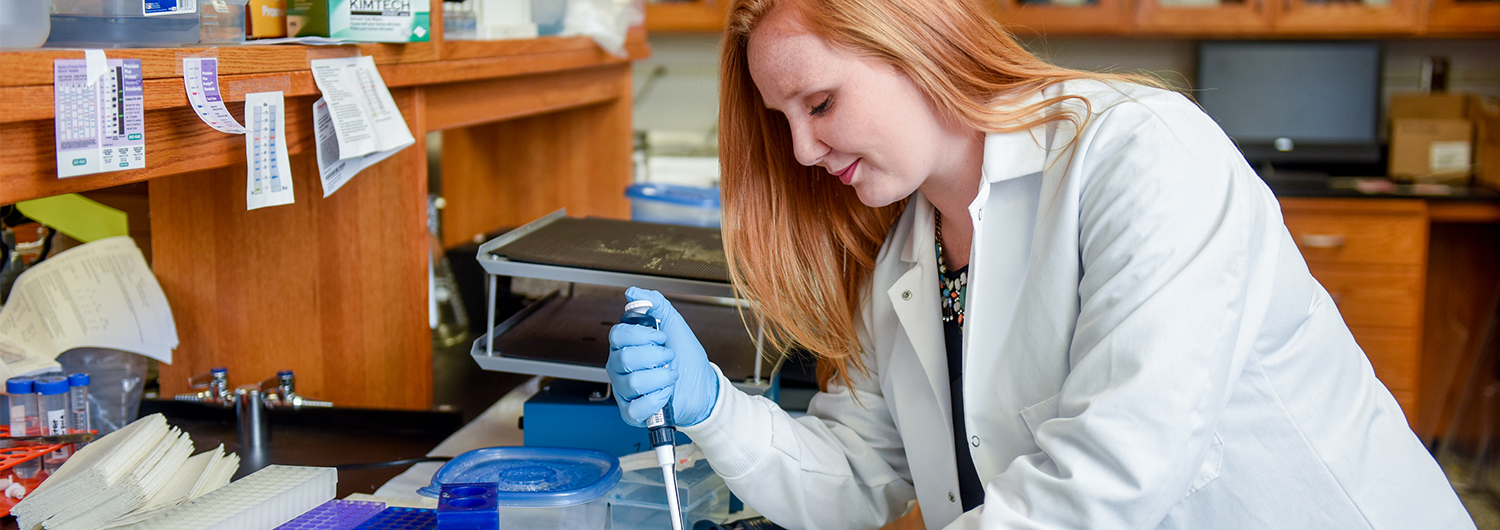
[1389,118,1473,183]
[1390,93,1469,121]
[1471,97,1500,191]
[286,0,430,42]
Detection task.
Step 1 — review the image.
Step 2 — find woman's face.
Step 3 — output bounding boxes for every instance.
[746,6,973,208]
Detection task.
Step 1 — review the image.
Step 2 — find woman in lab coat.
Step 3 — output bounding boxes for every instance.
[606,0,1475,528]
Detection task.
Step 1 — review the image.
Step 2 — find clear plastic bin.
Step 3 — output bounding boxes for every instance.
[531,0,565,35]
[0,0,51,47]
[625,183,722,228]
[198,0,245,44]
[47,0,200,48]
[422,446,622,530]
[608,459,731,530]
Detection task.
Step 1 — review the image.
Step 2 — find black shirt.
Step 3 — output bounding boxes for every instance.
[942,264,985,512]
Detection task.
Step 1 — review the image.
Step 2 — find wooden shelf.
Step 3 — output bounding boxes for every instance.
[0,26,648,410]
[0,29,648,205]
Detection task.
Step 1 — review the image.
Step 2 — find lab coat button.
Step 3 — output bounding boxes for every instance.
[976,208,984,221]
[971,435,980,447]
[949,492,956,502]
[901,290,912,301]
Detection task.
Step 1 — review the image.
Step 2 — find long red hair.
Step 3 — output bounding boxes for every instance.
[719,0,1156,391]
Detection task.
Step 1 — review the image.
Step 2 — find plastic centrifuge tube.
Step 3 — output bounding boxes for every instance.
[6,377,40,478]
[68,373,90,444]
[35,376,72,474]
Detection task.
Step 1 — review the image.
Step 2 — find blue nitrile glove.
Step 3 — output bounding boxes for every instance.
[607,287,720,428]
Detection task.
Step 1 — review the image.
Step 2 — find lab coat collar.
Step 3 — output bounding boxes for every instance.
[898,120,1064,265]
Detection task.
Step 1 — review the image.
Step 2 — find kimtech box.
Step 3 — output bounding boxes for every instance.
[286,0,430,42]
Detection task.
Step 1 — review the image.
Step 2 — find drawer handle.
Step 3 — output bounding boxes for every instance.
[1297,234,1346,249]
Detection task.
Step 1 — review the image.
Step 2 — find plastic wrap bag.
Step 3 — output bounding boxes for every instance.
[54,348,148,437]
[562,0,632,57]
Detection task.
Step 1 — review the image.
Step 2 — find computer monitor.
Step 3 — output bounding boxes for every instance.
[1196,41,1382,172]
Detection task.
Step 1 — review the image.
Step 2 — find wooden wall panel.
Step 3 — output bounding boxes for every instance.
[438,66,633,247]
[151,89,430,410]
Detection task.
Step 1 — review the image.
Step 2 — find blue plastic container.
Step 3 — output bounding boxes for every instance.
[437,483,498,529]
[625,183,722,228]
[420,447,622,530]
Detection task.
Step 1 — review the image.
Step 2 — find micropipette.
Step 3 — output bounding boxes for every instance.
[622,299,686,530]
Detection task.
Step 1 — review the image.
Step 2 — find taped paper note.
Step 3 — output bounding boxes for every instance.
[53,58,146,179]
[312,98,412,197]
[309,55,415,160]
[182,57,246,134]
[245,91,295,210]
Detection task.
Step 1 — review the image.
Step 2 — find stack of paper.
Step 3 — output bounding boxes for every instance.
[0,236,178,378]
[11,413,237,530]
[99,445,241,529]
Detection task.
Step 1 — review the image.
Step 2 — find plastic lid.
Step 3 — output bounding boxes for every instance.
[418,447,621,507]
[625,183,722,208]
[35,376,69,395]
[624,300,653,314]
[6,377,33,394]
[68,373,90,387]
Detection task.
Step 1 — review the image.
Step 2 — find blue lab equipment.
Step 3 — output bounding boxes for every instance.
[436,483,498,530]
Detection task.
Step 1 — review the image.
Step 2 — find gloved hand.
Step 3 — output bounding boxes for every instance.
[607,287,720,428]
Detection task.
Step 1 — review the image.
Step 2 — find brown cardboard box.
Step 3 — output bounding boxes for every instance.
[1388,93,1476,183]
[1390,93,1469,121]
[1389,118,1473,183]
[1472,97,1500,191]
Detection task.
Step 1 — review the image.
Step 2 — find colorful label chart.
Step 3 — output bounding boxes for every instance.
[53,59,146,179]
[245,91,295,210]
[183,57,246,134]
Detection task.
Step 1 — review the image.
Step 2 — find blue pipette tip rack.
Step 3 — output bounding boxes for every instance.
[276,499,387,530]
[352,507,438,530]
[436,483,499,529]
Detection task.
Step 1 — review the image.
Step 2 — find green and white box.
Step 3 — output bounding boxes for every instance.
[287,0,430,42]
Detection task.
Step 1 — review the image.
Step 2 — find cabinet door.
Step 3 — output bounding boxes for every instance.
[1135,0,1273,35]
[1426,0,1500,34]
[993,0,1132,36]
[645,0,726,32]
[1274,0,1419,34]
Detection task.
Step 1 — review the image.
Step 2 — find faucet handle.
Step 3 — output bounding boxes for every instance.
[176,367,232,405]
[262,370,333,409]
[187,367,229,389]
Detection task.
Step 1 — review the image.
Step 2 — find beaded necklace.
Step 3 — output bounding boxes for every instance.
[934,211,967,326]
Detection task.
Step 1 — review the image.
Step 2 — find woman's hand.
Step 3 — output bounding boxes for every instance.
[606,287,720,427]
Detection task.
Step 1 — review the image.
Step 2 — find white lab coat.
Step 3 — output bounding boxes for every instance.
[681,80,1473,529]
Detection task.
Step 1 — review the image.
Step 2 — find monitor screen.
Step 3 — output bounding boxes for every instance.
[1196,41,1382,169]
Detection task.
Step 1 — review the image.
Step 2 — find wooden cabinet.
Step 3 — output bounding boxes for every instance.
[1275,0,1419,34]
[645,1,727,32]
[1426,0,1500,34]
[1136,0,1418,35]
[992,0,1133,37]
[1280,198,1428,425]
[667,0,1494,36]
[0,24,648,410]
[1135,0,1272,35]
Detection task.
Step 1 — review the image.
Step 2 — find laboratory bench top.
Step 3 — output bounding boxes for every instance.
[1263,175,1500,202]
